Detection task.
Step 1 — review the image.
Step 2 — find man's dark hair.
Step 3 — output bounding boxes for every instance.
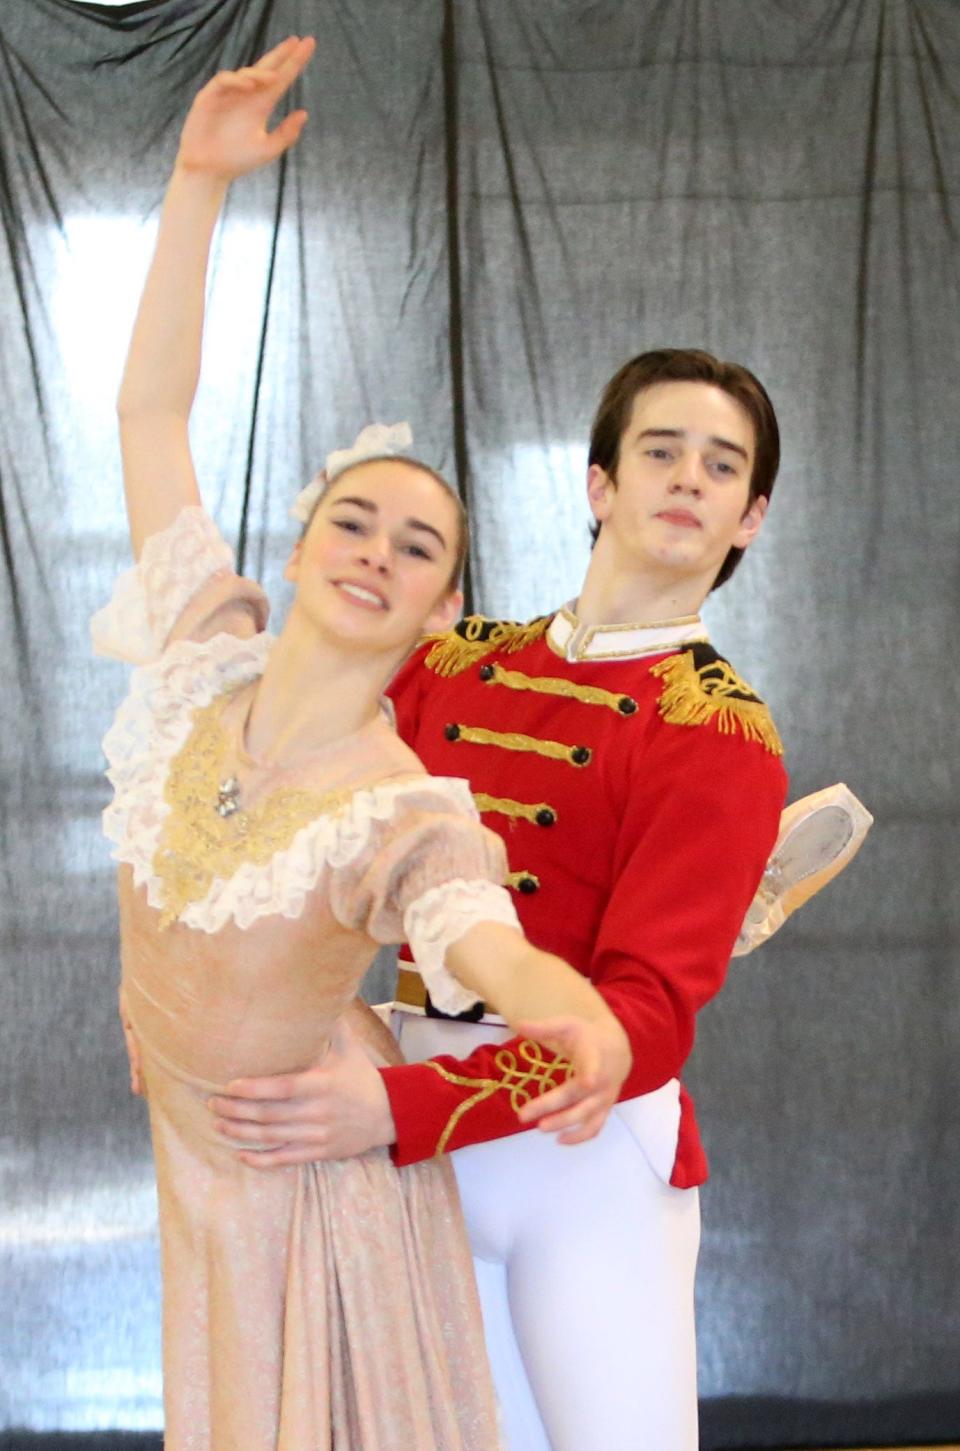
[587,348,780,589]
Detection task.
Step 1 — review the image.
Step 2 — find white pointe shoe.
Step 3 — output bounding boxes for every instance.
[733,784,874,957]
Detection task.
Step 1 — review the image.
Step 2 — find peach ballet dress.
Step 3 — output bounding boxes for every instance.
[93,508,511,1451]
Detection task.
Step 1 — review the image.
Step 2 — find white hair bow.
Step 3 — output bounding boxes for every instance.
[290,421,414,523]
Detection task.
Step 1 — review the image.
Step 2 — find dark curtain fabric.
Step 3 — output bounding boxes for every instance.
[1,0,957,1443]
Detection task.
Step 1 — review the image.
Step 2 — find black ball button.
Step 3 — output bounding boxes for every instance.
[444,723,461,741]
[518,875,539,894]
[618,696,638,715]
[570,745,591,766]
[535,808,556,827]
[478,664,495,681]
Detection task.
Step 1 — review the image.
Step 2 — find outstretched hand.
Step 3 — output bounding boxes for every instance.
[513,1012,632,1145]
[177,35,316,181]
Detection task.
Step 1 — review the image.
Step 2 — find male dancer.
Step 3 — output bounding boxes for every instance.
[213,349,788,1449]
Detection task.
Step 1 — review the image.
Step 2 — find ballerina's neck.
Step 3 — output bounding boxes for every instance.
[243,629,388,765]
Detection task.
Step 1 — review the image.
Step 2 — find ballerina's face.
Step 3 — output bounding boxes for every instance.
[285,459,464,654]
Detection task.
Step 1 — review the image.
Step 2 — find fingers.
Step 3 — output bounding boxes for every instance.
[516,1076,583,1124]
[513,1014,580,1046]
[222,1071,313,1100]
[210,1094,312,1125]
[556,1110,608,1145]
[263,109,309,161]
[208,36,314,99]
[253,35,305,71]
[534,1089,613,1135]
[272,34,316,84]
[252,35,316,96]
[514,1017,597,1073]
[239,1149,314,1172]
[213,1115,324,1146]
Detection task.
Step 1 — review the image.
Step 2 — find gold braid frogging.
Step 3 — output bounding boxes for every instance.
[482,663,635,713]
[423,1040,572,1154]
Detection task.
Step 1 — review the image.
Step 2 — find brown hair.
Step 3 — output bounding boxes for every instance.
[588,348,780,589]
[304,455,468,592]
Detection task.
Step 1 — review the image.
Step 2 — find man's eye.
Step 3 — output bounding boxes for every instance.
[648,448,671,460]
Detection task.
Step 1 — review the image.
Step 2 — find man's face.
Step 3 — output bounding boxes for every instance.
[587,381,767,590]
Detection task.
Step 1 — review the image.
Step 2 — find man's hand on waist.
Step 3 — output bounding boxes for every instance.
[209,1018,397,1167]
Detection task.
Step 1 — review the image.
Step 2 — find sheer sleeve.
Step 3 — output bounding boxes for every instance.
[91,506,269,665]
[328,777,520,1015]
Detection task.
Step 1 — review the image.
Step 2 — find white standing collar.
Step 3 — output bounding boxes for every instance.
[547,603,710,663]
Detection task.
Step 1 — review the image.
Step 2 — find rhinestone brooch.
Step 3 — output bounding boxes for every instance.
[217,777,241,817]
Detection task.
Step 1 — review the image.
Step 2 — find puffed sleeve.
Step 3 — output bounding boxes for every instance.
[328,777,521,1015]
[91,506,269,665]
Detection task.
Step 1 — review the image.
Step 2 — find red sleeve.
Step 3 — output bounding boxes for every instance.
[380,719,788,1166]
[591,719,788,1100]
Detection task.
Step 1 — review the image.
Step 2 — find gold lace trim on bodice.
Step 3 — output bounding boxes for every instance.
[153,693,350,929]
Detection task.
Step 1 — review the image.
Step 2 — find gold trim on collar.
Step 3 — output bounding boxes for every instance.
[650,651,784,756]
[548,605,708,662]
[558,604,700,633]
[481,663,636,714]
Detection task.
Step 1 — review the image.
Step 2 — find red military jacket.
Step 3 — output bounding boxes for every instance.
[382,605,788,1187]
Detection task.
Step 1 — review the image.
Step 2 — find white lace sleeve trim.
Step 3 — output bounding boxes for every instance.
[101,629,273,904]
[91,506,235,665]
[403,878,522,1016]
[178,776,481,935]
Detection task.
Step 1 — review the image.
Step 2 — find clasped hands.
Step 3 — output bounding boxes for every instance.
[205,1010,632,1168]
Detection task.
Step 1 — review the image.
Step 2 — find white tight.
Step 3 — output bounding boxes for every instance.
[393,1014,701,1451]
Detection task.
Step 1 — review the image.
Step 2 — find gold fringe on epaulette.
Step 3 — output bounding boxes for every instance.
[650,652,784,756]
[423,615,550,677]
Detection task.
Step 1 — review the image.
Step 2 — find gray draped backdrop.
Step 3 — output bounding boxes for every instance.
[1,1,957,1445]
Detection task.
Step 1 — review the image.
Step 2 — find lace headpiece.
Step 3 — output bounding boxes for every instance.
[290,421,413,523]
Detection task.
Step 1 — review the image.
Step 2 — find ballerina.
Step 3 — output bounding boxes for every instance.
[93,36,630,1451]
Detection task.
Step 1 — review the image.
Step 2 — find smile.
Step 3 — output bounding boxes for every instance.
[334,580,389,611]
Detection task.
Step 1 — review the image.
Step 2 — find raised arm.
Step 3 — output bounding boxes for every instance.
[118,36,314,557]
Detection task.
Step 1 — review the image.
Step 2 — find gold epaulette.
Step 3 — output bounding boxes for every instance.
[423,614,550,677]
[650,644,784,756]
